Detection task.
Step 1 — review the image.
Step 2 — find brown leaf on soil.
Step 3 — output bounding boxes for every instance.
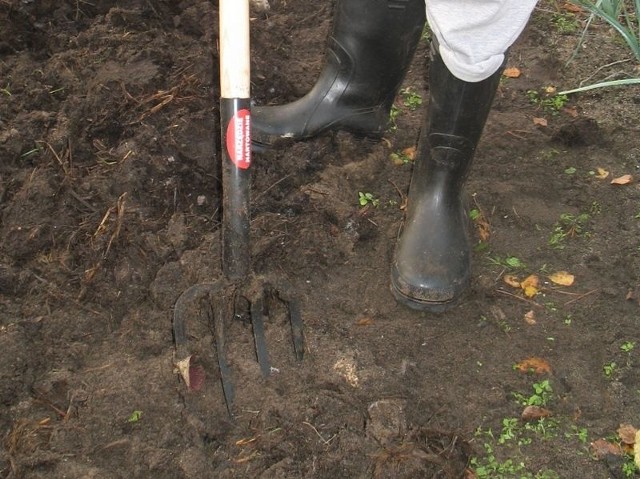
[521,274,539,298]
[617,424,638,445]
[524,310,536,325]
[176,356,192,389]
[473,211,491,241]
[175,356,205,391]
[514,357,552,374]
[590,438,623,459]
[549,271,575,286]
[189,364,205,391]
[563,106,579,117]
[402,146,417,161]
[595,167,609,179]
[521,405,551,422]
[562,2,583,13]
[611,174,633,185]
[356,317,374,326]
[503,274,521,288]
[503,67,521,78]
[463,468,478,479]
[533,117,548,127]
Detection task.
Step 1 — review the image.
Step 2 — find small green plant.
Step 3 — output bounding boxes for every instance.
[622,458,639,477]
[526,89,569,114]
[513,380,553,407]
[388,104,400,131]
[470,441,529,478]
[0,84,10,96]
[621,341,635,353]
[400,87,422,110]
[552,12,580,34]
[548,212,590,249]
[603,361,618,379]
[498,418,520,444]
[421,23,432,41]
[127,410,143,423]
[565,425,589,443]
[488,255,526,270]
[358,191,379,207]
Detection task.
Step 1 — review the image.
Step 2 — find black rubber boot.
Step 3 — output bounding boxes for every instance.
[252,0,426,149]
[390,44,504,312]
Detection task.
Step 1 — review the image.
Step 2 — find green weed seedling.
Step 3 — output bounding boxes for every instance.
[552,12,580,34]
[513,379,553,407]
[488,255,526,271]
[548,212,590,249]
[527,89,569,115]
[603,361,618,379]
[621,341,635,353]
[358,191,379,208]
[388,104,400,131]
[127,410,143,423]
[400,87,422,110]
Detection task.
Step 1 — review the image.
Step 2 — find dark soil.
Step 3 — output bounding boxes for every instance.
[1,1,639,478]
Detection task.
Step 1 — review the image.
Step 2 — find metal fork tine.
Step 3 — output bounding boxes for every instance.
[287,297,305,361]
[250,296,272,378]
[208,299,235,416]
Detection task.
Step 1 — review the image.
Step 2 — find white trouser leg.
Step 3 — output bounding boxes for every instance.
[425,0,538,82]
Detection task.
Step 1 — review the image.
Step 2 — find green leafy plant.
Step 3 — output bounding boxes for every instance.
[621,341,635,353]
[400,87,422,110]
[358,191,379,207]
[488,255,527,270]
[127,410,143,423]
[552,12,580,33]
[513,380,554,407]
[527,89,569,114]
[603,361,618,378]
[388,104,400,131]
[548,212,590,249]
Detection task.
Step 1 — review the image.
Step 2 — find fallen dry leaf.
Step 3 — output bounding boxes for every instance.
[533,117,548,127]
[503,67,521,78]
[563,106,579,117]
[514,357,552,374]
[473,211,491,241]
[590,438,623,459]
[595,167,609,179]
[503,274,521,288]
[618,424,638,445]
[521,405,551,422]
[635,430,640,468]
[544,85,557,94]
[524,310,536,325]
[562,2,583,13]
[175,356,205,391]
[549,271,575,286]
[176,356,192,389]
[521,274,539,298]
[402,146,416,161]
[189,364,205,391]
[611,174,633,185]
[356,317,374,326]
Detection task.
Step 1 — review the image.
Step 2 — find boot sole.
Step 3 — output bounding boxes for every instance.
[390,282,463,313]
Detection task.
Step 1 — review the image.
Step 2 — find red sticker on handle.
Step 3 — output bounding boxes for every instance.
[226,108,251,169]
